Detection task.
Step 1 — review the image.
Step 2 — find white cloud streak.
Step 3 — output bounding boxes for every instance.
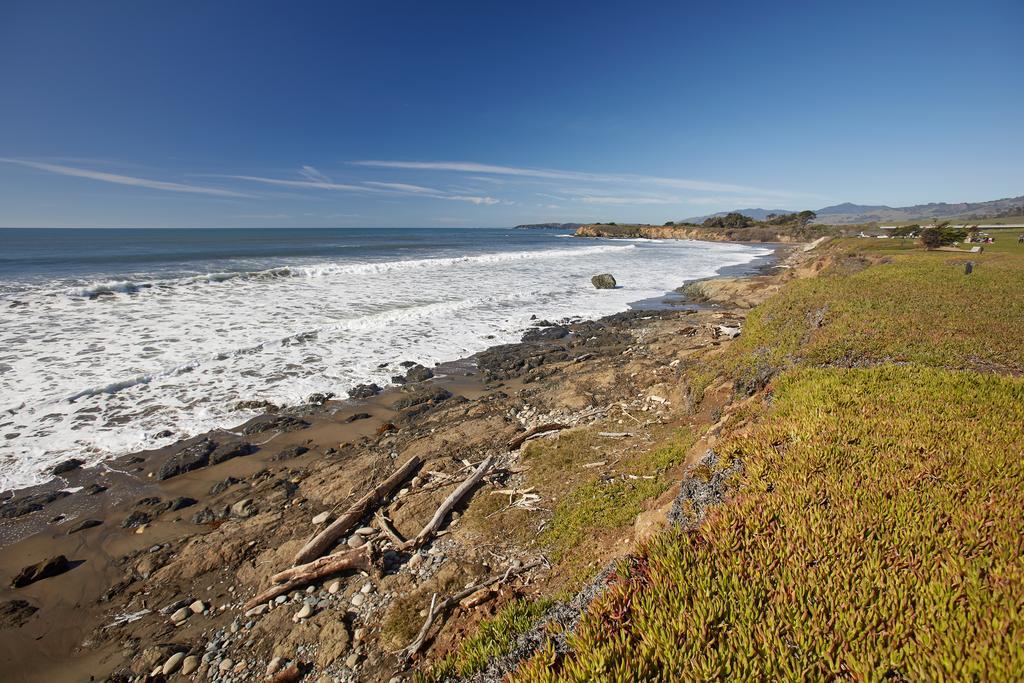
[230,169,500,206]
[577,195,680,205]
[299,165,332,183]
[352,159,806,198]
[363,181,439,194]
[1,158,252,198]
[442,195,500,205]
[226,175,378,193]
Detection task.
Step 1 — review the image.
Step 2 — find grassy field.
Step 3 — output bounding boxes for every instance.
[501,237,1024,680]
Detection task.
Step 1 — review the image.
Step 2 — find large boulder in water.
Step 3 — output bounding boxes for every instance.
[591,274,617,289]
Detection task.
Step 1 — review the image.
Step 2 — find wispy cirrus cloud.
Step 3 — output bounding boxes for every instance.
[352,159,809,199]
[363,181,440,194]
[577,195,680,205]
[229,168,501,206]
[443,195,501,205]
[0,158,252,198]
[298,165,332,184]
[225,174,376,193]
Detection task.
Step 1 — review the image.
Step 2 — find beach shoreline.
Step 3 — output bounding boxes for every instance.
[0,239,800,682]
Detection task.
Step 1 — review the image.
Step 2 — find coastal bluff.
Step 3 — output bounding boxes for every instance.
[573,223,811,243]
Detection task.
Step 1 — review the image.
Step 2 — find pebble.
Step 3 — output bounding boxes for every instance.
[407,554,423,569]
[162,652,185,675]
[266,656,283,676]
[346,535,366,549]
[306,585,316,594]
[354,526,377,536]
[181,655,200,675]
[360,582,373,594]
[350,593,365,607]
[294,603,313,620]
[245,604,268,617]
[233,659,248,673]
[354,627,366,642]
[327,581,341,594]
[170,607,190,624]
[345,653,362,668]
[219,658,234,672]
[189,599,206,614]
[311,511,331,525]
[275,595,288,605]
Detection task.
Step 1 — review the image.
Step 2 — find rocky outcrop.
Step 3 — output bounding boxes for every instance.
[348,383,382,399]
[391,386,452,410]
[591,274,616,289]
[11,555,72,588]
[158,439,216,480]
[0,490,71,519]
[0,600,38,628]
[404,364,434,383]
[51,458,84,475]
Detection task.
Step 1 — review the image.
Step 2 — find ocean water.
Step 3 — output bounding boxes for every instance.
[0,227,771,491]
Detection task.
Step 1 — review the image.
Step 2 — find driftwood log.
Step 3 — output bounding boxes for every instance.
[245,545,373,610]
[507,423,569,450]
[399,455,495,551]
[293,455,421,565]
[374,509,407,545]
[402,559,544,660]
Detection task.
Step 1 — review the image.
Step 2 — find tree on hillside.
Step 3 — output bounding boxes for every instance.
[892,224,919,237]
[664,221,675,226]
[920,222,967,249]
[796,210,817,226]
[703,212,753,229]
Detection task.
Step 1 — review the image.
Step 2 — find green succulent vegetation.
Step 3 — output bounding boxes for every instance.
[510,240,1024,679]
[416,597,555,683]
[432,238,1024,680]
[729,245,1024,391]
[516,366,1024,680]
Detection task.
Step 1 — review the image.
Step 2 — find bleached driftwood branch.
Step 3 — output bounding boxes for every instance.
[293,455,421,565]
[400,455,495,551]
[507,423,568,450]
[245,545,374,610]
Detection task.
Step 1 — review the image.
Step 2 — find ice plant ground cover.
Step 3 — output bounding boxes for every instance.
[507,238,1024,680]
[516,366,1024,680]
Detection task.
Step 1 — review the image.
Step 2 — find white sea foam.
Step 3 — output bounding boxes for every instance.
[0,238,769,491]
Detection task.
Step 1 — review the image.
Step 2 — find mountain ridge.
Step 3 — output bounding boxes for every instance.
[684,195,1024,225]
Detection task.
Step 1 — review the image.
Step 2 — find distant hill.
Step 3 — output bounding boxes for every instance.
[684,195,1024,226]
[684,208,795,223]
[814,196,1024,224]
[514,222,582,230]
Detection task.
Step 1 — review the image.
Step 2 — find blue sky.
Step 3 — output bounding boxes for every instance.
[0,0,1021,228]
